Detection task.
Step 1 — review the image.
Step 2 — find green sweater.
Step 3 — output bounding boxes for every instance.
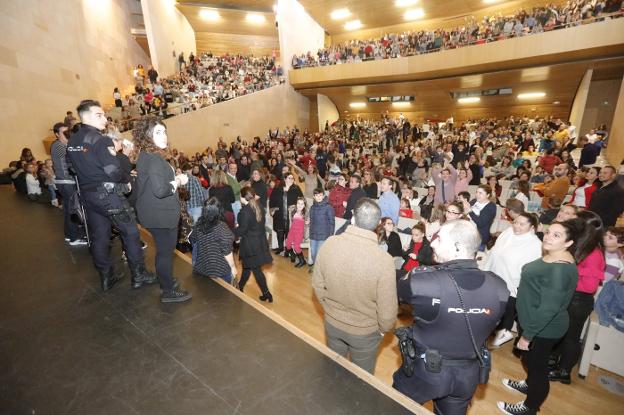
[516,258,578,340]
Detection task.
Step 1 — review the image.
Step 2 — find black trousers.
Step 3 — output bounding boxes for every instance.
[554,291,594,371]
[393,358,480,415]
[57,184,83,241]
[499,296,516,331]
[82,191,144,272]
[239,267,269,294]
[146,227,177,291]
[523,336,560,411]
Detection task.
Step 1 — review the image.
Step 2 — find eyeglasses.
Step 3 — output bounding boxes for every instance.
[446,209,461,215]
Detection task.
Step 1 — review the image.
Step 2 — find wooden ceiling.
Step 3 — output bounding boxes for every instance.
[177,2,277,36]
[297,58,624,120]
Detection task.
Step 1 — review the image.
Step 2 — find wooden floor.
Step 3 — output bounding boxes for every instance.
[199,249,624,415]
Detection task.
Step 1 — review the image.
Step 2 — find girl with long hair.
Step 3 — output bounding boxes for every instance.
[549,210,605,384]
[235,187,273,302]
[285,197,309,267]
[190,197,236,284]
[133,116,191,303]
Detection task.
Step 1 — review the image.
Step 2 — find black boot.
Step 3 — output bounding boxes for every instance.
[259,290,273,303]
[548,368,571,384]
[130,263,158,289]
[99,268,124,292]
[295,253,306,268]
[290,249,298,263]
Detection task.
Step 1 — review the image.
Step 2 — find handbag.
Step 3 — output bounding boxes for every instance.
[446,273,492,384]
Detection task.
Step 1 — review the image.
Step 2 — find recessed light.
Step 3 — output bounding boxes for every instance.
[395,0,419,6]
[246,13,266,23]
[483,0,503,4]
[404,8,425,20]
[603,101,609,105]
[330,8,351,20]
[458,97,481,104]
[344,20,362,30]
[518,92,546,99]
[199,9,220,21]
[553,101,560,105]
[392,102,411,108]
[350,102,366,108]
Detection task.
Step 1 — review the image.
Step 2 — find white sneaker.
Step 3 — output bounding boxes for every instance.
[492,329,514,348]
[51,199,59,207]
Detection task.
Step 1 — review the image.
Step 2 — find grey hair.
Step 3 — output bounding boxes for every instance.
[440,220,481,258]
[353,198,381,231]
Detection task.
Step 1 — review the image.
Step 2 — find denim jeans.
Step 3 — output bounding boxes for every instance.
[188,206,202,225]
[309,239,326,265]
[231,201,241,224]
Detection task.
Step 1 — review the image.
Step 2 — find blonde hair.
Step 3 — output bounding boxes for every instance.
[210,170,228,187]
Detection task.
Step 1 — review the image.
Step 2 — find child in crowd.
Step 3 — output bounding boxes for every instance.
[399,198,414,219]
[285,197,308,268]
[25,163,42,202]
[604,227,624,281]
[41,159,59,207]
[308,188,335,273]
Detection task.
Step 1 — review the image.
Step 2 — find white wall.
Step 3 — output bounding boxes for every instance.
[0,0,150,167]
[141,0,195,78]
[317,94,339,131]
[276,0,325,73]
[122,84,309,154]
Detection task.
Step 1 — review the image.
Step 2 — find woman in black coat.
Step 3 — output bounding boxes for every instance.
[268,172,303,255]
[134,117,191,303]
[208,169,235,228]
[250,169,268,210]
[235,187,273,302]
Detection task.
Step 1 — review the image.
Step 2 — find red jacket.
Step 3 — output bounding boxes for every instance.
[538,155,562,174]
[570,181,598,208]
[329,185,351,218]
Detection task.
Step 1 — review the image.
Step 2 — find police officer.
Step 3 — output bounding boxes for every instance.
[393,220,509,415]
[67,99,157,292]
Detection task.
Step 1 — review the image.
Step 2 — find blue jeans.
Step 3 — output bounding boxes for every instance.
[232,201,241,224]
[309,239,326,265]
[48,185,57,201]
[188,206,202,225]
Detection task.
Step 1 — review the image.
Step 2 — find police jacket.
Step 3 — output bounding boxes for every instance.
[67,124,122,191]
[135,152,180,229]
[398,259,509,360]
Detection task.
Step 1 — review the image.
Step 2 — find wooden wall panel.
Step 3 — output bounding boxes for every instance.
[195,32,279,57]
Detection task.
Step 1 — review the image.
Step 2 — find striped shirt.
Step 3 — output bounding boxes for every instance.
[190,221,234,278]
[50,139,72,181]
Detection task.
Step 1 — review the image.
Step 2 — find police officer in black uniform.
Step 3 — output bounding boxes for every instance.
[393,219,509,415]
[67,100,157,292]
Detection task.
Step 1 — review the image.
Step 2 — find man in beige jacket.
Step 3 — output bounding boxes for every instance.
[541,163,570,209]
[312,198,398,374]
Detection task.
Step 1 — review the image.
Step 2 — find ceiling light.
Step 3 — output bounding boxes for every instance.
[392,102,411,108]
[350,102,366,108]
[458,97,481,104]
[344,20,362,30]
[330,8,351,20]
[518,92,546,99]
[404,8,425,20]
[553,101,560,105]
[395,0,419,6]
[246,13,266,23]
[199,9,220,21]
[483,0,503,4]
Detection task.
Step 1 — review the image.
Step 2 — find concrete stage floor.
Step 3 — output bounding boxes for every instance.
[0,186,418,414]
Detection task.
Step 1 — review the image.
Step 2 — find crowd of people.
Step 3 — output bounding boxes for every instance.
[292,0,624,68]
[111,52,284,132]
[3,102,624,415]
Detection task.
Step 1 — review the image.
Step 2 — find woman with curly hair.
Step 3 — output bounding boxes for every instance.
[133,116,192,303]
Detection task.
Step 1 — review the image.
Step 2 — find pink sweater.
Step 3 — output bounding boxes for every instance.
[576,248,605,294]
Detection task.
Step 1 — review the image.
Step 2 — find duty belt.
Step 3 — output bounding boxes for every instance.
[54,179,76,185]
[414,345,478,367]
